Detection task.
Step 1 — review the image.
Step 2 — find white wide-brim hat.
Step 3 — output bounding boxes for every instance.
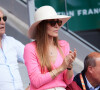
[28,5,71,39]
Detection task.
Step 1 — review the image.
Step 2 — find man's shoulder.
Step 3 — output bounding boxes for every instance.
[66,81,82,90]
[73,73,83,89]
[66,73,82,90]
[5,35,16,40]
[74,73,80,82]
[74,70,85,82]
[74,71,89,90]
[4,35,23,46]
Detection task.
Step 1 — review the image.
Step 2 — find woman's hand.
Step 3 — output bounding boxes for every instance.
[50,49,76,79]
[61,49,77,70]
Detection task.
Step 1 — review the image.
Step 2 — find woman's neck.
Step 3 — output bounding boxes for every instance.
[48,37,54,45]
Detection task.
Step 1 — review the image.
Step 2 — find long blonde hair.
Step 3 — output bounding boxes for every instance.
[35,20,60,72]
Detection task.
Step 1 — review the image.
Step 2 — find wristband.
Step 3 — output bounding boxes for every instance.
[67,68,72,70]
[67,63,73,70]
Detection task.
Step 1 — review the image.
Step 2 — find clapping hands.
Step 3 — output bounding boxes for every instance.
[61,49,77,70]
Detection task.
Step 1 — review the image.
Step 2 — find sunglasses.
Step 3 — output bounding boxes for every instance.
[47,19,62,27]
[0,16,7,22]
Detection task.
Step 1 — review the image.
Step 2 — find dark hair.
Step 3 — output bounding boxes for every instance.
[84,52,100,73]
[84,56,96,73]
[83,52,100,73]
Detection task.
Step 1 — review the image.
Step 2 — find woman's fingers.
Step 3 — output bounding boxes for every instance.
[70,49,77,59]
[68,49,77,63]
[62,49,77,69]
[73,48,77,58]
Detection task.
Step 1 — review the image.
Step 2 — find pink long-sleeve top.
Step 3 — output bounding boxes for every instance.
[24,40,74,90]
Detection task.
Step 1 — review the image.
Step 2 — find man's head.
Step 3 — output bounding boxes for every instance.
[84,52,100,87]
[0,9,6,37]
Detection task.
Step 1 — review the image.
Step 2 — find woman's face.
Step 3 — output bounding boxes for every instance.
[46,19,62,37]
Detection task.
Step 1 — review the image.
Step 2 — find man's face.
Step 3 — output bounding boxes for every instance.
[92,58,100,85]
[0,10,6,36]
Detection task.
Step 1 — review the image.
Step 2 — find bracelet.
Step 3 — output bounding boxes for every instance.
[67,68,72,70]
[52,70,56,77]
[67,64,73,70]
[52,69,57,77]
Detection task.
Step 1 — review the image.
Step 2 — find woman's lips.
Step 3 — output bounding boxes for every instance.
[54,30,58,32]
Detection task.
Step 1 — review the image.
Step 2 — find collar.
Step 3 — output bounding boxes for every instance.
[2,34,6,39]
[1,34,6,41]
[85,76,100,90]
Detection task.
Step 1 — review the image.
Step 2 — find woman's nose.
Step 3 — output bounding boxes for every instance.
[54,23,59,28]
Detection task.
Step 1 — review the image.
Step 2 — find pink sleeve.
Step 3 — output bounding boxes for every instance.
[24,43,52,88]
[59,40,70,56]
[63,70,74,85]
[63,40,70,55]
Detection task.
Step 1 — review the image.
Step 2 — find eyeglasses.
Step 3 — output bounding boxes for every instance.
[47,19,62,27]
[0,16,7,22]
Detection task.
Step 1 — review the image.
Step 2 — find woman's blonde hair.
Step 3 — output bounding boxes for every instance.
[35,20,60,72]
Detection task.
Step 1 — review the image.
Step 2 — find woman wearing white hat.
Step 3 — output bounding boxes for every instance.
[24,6,76,90]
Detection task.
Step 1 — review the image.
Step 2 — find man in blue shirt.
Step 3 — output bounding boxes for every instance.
[0,9,24,90]
[66,52,100,90]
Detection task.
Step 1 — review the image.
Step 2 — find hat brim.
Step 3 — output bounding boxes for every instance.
[28,15,71,39]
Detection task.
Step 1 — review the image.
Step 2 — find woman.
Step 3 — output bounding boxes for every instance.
[24,6,76,90]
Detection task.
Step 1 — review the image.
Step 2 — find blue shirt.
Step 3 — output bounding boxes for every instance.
[85,76,100,90]
[0,34,24,90]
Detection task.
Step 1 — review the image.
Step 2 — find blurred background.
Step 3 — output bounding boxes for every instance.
[0,0,100,89]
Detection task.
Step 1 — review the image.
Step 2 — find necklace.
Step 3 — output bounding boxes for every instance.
[49,48,57,56]
[49,45,57,56]
[50,51,53,56]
